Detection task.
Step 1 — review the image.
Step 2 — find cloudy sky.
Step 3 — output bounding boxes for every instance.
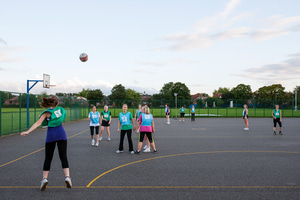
[0,0,300,96]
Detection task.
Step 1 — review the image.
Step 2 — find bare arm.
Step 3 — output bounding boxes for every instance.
[135,121,141,133]
[131,118,136,131]
[152,121,155,133]
[117,120,121,132]
[20,113,48,136]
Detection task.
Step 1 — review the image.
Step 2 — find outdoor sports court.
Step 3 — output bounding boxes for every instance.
[0,117,300,200]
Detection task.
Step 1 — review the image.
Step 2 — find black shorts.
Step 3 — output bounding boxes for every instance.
[273,118,282,127]
[101,120,110,127]
[90,126,99,135]
[242,115,249,119]
[139,132,154,143]
[180,113,185,117]
[165,113,169,116]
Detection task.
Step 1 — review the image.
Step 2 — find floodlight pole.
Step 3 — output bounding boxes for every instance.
[295,87,298,112]
[174,93,178,119]
[27,80,43,128]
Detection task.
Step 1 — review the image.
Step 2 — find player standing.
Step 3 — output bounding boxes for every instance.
[88,106,101,146]
[272,104,282,135]
[242,104,249,131]
[100,105,111,141]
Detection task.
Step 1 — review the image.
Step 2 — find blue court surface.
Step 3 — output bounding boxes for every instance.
[0,117,300,200]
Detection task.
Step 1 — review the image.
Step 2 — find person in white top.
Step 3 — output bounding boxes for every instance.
[88,106,101,147]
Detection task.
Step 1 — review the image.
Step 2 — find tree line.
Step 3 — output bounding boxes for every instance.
[1,83,299,108]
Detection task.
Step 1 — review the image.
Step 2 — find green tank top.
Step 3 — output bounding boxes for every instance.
[101,110,111,121]
[273,109,280,118]
[40,106,66,127]
[180,108,185,113]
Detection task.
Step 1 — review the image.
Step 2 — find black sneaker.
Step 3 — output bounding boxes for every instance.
[273,131,276,135]
[134,150,140,154]
[153,150,157,154]
[279,131,283,135]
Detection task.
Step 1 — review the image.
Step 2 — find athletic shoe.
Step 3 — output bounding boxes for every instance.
[130,151,135,154]
[65,176,72,188]
[91,139,95,146]
[116,150,123,153]
[107,137,111,141]
[183,119,184,121]
[153,150,157,154]
[99,136,103,141]
[143,148,150,153]
[244,128,249,131]
[143,145,148,150]
[95,142,99,147]
[273,131,276,135]
[40,178,48,191]
[134,150,140,154]
[279,131,283,135]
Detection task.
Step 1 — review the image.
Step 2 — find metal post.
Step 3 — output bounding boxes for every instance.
[295,87,298,112]
[174,93,178,119]
[27,80,43,128]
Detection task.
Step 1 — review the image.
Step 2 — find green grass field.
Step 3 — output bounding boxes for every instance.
[1,107,299,136]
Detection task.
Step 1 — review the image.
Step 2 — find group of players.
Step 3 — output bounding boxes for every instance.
[20,95,283,191]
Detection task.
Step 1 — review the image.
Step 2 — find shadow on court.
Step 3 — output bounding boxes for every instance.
[0,117,300,200]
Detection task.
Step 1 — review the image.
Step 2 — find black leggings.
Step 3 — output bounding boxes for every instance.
[118,130,133,151]
[43,140,69,171]
[90,126,100,135]
[273,118,282,127]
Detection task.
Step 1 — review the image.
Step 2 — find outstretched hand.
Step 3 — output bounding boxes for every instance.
[20,132,29,137]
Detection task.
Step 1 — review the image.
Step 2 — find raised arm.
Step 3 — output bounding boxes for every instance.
[20,113,48,136]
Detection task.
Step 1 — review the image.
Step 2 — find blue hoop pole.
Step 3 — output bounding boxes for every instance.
[27,80,43,128]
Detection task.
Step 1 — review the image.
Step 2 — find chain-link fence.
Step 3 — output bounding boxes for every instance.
[0,91,89,136]
[1,90,299,136]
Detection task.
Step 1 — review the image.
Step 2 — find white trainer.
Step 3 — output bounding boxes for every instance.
[40,178,48,191]
[65,176,72,188]
[143,148,150,153]
[99,136,103,141]
[91,139,95,146]
[116,150,123,153]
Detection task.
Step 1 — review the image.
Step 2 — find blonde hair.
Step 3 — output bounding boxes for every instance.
[39,96,59,108]
[144,105,151,114]
[122,104,128,108]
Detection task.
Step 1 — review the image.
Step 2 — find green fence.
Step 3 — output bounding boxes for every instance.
[1,91,299,136]
[0,91,89,136]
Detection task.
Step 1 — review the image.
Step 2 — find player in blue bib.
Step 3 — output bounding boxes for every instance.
[116,104,136,154]
[165,104,170,124]
[88,106,100,146]
[21,96,72,191]
[191,105,195,121]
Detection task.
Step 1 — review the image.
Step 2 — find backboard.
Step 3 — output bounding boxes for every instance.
[43,74,50,88]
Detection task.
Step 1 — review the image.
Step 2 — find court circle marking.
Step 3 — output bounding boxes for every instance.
[87,150,300,188]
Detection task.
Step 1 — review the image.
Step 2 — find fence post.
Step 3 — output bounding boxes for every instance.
[19,93,21,132]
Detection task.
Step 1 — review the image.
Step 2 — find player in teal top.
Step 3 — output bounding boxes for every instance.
[100,105,111,141]
[272,104,282,135]
[179,106,186,121]
[116,104,136,154]
[242,104,249,131]
[134,104,142,133]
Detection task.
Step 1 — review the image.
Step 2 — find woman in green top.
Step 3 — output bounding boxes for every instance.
[272,104,282,135]
[100,105,111,141]
[179,106,185,121]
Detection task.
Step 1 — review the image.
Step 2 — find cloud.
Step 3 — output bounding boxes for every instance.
[0,46,29,63]
[135,58,200,67]
[232,53,300,85]
[156,0,300,51]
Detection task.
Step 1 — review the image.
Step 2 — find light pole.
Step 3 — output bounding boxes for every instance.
[174,93,178,119]
[295,87,298,112]
[275,93,278,105]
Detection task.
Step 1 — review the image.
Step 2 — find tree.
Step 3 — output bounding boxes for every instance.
[159,82,191,107]
[159,82,174,100]
[108,84,126,107]
[221,92,234,100]
[231,84,252,100]
[124,89,141,106]
[213,87,230,96]
[254,84,287,107]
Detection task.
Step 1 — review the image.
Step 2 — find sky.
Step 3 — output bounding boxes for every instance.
[0,0,300,96]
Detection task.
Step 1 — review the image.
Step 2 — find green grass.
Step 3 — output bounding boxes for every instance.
[1,107,299,136]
